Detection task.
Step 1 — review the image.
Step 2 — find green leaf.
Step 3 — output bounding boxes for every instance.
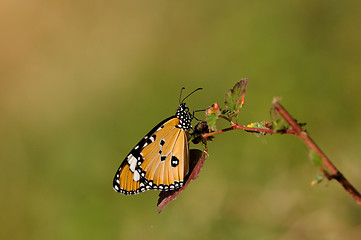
[269,106,290,132]
[205,102,221,131]
[245,121,271,137]
[224,79,248,115]
[247,121,270,129]
[205,114,218,131]
[311,174,324,186]
[310,151,322,167]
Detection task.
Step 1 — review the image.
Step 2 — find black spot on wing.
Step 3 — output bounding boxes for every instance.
[137,117,174,149]
[171,156,179,167]
[146,138,153,145]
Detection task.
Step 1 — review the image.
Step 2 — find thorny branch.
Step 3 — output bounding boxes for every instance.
[202,99,361,207]
[272,100,361,207]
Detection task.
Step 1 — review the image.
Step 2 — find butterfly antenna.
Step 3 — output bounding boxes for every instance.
[181,88,203,103]
[179,87,186,104]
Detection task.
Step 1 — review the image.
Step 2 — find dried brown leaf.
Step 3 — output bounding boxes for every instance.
[157,149,208,213]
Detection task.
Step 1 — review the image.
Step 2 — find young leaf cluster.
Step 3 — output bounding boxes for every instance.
[205,79,248,131]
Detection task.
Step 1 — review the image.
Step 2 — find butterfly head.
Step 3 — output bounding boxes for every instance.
[176,103,192,130]
[176,88,202,131]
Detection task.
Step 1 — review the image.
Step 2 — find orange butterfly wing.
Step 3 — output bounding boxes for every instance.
[113,106,191,195]
[141,118,189,190]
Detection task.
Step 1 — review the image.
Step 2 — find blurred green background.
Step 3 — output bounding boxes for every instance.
[1,0,361,239]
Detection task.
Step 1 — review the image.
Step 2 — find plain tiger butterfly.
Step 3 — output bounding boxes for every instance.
[113,88,202,195]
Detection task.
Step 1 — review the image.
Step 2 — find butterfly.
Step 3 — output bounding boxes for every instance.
[113,88,202,195]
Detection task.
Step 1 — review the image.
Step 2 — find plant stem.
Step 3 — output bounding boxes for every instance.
[201,99,361,207]
[202,122,295,139]
[273,99,361,207]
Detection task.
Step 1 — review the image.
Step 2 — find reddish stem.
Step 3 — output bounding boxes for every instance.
[202,99,361,207]
[232,124,296,134]
[202,123,295,139]
[273,100,361,207]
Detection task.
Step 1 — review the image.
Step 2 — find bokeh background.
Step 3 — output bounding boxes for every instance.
[1,1,361,239]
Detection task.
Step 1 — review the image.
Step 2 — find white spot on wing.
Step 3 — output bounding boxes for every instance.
[127,154,137,172]
[133,171,140,181]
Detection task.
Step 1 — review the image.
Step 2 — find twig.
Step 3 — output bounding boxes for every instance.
[273,99,361,207]
[202,123,295,139]
[201,99,361,207]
